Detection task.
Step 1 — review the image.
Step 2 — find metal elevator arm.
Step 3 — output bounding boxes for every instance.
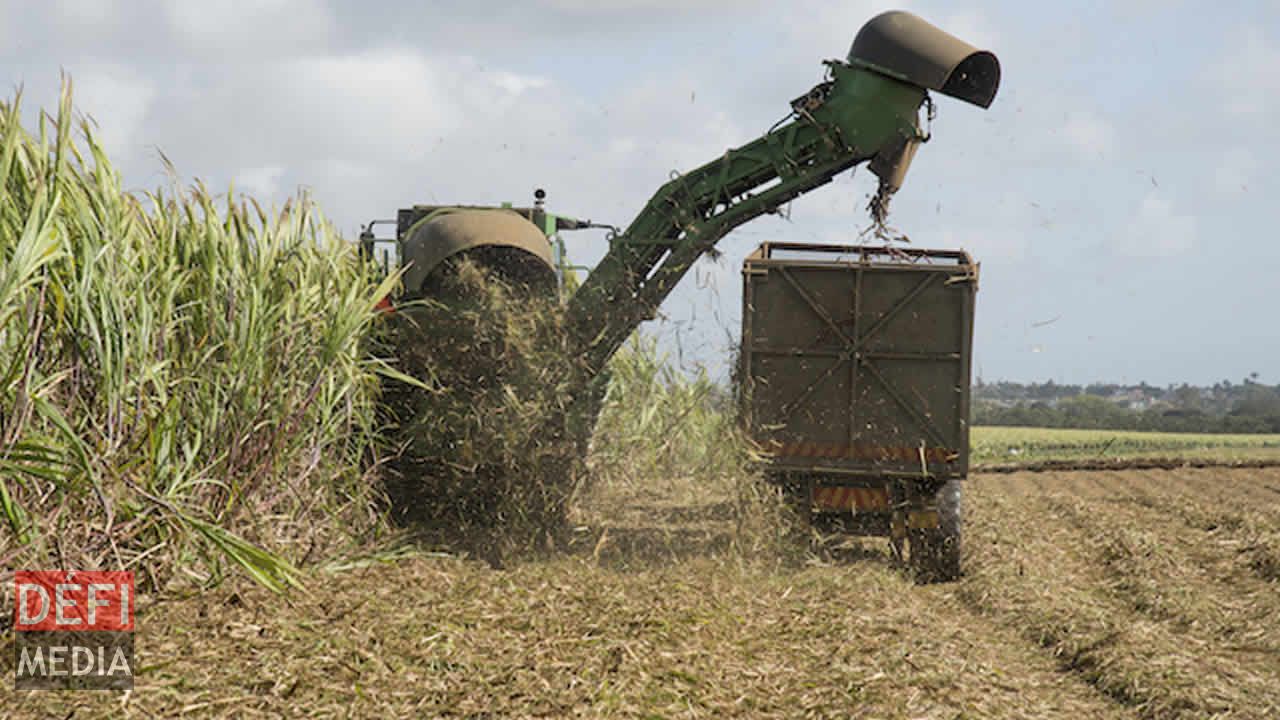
[564,61,929,377]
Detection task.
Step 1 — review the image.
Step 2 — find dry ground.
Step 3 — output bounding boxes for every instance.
[4,467,1280,719]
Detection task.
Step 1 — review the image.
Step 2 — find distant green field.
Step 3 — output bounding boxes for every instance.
[971,426,1280,464]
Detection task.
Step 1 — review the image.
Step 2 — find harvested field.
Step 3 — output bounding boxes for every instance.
[973,426,1280,464]
[6,466,1279,718]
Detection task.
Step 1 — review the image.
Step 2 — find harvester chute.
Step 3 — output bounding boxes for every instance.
[848,10,1001,109]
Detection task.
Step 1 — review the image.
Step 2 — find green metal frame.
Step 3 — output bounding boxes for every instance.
[564,63,928,379]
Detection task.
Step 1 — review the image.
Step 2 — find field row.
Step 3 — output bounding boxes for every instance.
[960,466,1280,718]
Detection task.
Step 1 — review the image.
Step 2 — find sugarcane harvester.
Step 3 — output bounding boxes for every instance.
[363,11,999,577]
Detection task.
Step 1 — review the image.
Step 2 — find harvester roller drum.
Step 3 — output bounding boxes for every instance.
[400,209,557,295]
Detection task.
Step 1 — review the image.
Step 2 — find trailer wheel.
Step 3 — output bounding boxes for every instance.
[909,478,962,583]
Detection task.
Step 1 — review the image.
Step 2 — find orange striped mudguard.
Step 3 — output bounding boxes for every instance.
[812,485,891,513]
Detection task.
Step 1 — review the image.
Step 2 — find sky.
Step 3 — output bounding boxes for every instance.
[3,0,1278,386]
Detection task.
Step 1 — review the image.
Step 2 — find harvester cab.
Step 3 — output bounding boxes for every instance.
[358,188,611,299]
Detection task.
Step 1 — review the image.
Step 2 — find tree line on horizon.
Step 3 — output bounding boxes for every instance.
[973,376,1280,434]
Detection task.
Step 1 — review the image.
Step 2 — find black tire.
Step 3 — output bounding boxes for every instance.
[909,478,962,583]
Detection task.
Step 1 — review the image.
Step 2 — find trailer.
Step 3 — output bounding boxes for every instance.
[739,242,977,581]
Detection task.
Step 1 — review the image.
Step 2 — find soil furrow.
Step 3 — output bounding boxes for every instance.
[962,471,1279,718]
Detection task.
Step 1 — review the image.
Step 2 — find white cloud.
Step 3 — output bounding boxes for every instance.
[53,0,116,27]
[234,165,286,197]
[491,72,548,95]
[912,187,1033,261]
[1215,29,1280,119]
[781,1,915,63]
[1060,110,1113,155]
[72,67,155,160]
[1117,191,1196,257]
[1212,148,1257,195]
[599,76,745,175]
[164,0,334,57]
[937,9,1000,51]
[131,47,568,207]
[533,0,753,13]
[279,50,469,146]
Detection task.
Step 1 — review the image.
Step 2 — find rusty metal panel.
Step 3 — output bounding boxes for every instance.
[741,243,976,481]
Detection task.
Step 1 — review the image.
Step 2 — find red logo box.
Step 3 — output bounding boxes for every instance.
[14,571,134,632]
